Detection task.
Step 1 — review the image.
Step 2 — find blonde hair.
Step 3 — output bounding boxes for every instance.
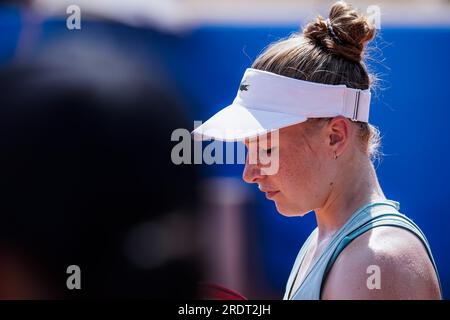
[251,1,382,162]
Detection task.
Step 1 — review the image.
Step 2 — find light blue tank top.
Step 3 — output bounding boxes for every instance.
[283,199,442,300]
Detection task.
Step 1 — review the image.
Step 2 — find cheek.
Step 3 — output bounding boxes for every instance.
[278,146,327,198]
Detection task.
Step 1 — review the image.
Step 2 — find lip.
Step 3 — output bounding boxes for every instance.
[265,191,280,199]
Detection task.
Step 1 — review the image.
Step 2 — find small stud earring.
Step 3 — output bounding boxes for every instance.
[334,152,338,160]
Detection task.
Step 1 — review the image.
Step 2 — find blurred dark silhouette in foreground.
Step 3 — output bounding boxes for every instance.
[0,29,200,299]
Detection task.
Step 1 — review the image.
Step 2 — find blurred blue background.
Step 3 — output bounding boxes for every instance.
[0,2,449,299]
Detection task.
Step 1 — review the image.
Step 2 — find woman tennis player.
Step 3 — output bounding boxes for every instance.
[193,1,442,299]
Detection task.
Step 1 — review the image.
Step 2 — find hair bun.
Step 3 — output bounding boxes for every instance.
[303,1,375,63]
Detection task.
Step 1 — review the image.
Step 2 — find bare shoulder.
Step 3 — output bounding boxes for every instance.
[321,226,441,300]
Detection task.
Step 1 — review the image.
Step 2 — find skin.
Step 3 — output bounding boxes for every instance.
[243,116,441,299]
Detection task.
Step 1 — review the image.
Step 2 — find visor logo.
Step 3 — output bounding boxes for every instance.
[239,82,249,91]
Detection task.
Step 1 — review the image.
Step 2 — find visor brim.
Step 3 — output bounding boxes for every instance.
[191,104,307,142]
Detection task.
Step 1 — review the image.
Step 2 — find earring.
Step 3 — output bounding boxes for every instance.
[334,151,338,160]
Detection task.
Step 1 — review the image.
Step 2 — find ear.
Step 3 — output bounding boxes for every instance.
[327,116,351,157]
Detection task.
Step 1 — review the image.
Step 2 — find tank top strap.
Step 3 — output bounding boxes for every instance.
[283,228,317,300]
[286,199,441,300]
[285,200,400,300]
[322,211,442,297]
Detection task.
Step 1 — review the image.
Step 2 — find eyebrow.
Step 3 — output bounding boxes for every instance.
[244,138,276,149]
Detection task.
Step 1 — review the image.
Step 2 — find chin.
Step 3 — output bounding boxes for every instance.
[274,201,311,217]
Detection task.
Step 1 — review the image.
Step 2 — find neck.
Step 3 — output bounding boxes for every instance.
[314,156,386,242]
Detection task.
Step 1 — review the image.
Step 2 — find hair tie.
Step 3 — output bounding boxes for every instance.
[326,18,343,45]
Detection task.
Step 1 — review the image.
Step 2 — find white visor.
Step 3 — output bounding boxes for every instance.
[192,68,371,142]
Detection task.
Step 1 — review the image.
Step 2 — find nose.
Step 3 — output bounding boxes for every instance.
[242,158,263,184]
